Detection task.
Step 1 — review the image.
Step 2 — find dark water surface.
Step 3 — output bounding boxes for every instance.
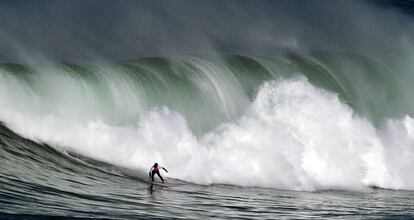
[2,177,414,219]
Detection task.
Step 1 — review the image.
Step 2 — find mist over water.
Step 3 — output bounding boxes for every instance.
[0,0,414,62]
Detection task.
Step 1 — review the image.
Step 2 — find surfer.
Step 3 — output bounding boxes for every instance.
[149,163,168,183]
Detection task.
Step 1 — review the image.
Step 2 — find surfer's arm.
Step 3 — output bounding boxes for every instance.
[148,167,153,179]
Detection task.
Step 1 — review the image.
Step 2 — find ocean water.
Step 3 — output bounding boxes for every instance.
[0,53,414,219]
[1,123,414,219]
[2,0,414,218]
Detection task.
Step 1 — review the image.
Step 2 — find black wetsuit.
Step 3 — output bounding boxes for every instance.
[149,166,164,182]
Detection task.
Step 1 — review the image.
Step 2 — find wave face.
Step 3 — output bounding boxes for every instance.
[1,53,414,191]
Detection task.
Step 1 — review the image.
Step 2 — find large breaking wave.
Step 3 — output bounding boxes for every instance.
[0,53,413,191]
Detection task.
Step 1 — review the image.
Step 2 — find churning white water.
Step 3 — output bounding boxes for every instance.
[1,76,413,191]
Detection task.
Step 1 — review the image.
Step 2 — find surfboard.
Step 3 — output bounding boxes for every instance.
[147,179,184,187]
[150,182,168,187]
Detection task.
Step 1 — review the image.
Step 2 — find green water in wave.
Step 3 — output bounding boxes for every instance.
[0,53,409,134]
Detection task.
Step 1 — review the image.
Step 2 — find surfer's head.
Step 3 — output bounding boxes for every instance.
[154,163,158,167]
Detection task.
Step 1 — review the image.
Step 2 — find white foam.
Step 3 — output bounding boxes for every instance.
[1,77,413,191]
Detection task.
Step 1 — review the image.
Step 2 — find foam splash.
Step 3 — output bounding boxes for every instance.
[1,77,413,191]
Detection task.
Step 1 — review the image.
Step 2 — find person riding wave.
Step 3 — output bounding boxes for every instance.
[149,163,168,183]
